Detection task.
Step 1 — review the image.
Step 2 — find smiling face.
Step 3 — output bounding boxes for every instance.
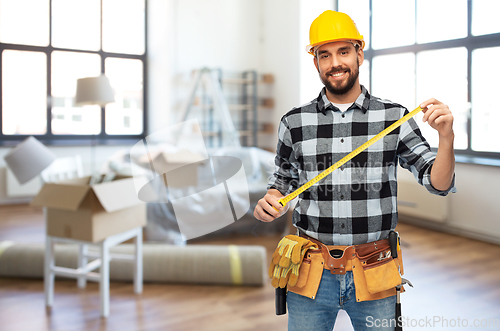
[314,41,364,102]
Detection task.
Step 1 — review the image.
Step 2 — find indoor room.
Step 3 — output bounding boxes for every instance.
[0,0,499,330]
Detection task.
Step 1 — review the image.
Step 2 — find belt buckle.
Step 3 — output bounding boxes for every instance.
[328,249,347,274]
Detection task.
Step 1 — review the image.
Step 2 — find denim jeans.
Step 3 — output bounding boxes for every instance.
[287,269,396,331]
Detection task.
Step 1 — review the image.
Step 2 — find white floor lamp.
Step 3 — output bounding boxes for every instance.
[74,74,115,177]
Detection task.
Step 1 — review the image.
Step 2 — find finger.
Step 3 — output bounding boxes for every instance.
[255,205,275,222]
[422,105,436,122]
[265,195,285,213]
[434,113,454,126]
[427,108,448,124]
[420,98,443,110]
[262,200,281,218]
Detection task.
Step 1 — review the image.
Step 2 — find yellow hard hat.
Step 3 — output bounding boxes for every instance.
[306,10,365,55]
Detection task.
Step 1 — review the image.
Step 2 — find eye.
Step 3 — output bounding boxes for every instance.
[320,54,329,59]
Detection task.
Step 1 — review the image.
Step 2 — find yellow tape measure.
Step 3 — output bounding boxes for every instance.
[277,106,423,208]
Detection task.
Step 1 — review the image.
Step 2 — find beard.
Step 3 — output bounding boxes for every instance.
[320,59,360,96]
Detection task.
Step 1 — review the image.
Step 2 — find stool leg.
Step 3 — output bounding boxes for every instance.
[77,244,88,289]
[100,240,110,318]
[44,236,55,308]
[134,227,143,294]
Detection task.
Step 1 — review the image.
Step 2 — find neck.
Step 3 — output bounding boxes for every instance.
[325,82,362,104]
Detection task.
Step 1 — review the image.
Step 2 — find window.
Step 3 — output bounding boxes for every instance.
[338,0,500,160]
[0,0,147,144]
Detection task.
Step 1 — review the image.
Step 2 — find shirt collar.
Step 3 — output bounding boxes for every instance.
[316,85,371,115]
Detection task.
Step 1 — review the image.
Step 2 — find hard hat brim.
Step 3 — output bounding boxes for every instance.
[306,38,365,55]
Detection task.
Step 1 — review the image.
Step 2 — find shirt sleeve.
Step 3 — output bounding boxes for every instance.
[397,108,457,196]
[267,115,299,196]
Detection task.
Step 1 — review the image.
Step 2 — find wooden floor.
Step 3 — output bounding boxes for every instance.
[0,204,499,331]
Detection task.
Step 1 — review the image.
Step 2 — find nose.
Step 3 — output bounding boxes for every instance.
[329,54,342,69]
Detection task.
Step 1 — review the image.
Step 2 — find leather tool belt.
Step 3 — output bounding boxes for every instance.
[270,234,404,302]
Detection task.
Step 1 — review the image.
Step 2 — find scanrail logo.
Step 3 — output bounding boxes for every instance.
[366,316,500,329]
[129,119,250,240]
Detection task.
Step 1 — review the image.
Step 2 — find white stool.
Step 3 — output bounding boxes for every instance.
[44,227,143,317]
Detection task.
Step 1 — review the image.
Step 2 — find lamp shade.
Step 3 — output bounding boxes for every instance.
[75,75,115,106]
[4,136,56,184]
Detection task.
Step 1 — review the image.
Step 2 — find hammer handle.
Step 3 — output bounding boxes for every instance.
[389,231,398,259]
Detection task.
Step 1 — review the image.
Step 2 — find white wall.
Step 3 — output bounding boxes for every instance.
[398,162,500,243]
[260,0,302,149]
[147,0,304,148]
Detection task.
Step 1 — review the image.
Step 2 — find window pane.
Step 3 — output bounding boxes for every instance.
[51,0,100,51]
[416,48,468,149]
[372,53,415,108]
[372,0,415,49]
[471,47,500,153]
[102,0,145,55]
[472,0,500,36]
[51,51,101,135]
[0,0,49,46]
[338,0,370,49]
[2,50,47,134]
[359,59,370,93]
[417,0,467,43]
[105,58,143,135]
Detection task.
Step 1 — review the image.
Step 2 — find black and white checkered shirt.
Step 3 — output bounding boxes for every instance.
[268,86,456,245]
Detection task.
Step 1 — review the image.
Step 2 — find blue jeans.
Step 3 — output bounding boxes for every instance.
[287,269,396,331]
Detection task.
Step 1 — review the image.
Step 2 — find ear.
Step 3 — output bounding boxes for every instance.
[357,48,364,66]
[314,56,319,72]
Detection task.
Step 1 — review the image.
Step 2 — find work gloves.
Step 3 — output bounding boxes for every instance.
[269,235,318,288]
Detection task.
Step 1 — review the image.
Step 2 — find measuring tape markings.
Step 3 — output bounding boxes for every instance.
[277,106,423,207]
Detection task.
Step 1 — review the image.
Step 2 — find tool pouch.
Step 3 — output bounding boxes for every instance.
[362,257,401,294]
[287,249,324,299]
[352,242,401,301]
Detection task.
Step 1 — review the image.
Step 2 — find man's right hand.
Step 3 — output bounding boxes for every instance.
[254,189,286,222]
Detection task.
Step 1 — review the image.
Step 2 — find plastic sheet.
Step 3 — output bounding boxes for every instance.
[102,146,288,244]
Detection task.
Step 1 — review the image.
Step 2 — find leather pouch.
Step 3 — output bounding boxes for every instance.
[288,249,324,299]
[294,257,311,288]
[352,257,397,302]
[363,258,401,294]
[357,246,401,294]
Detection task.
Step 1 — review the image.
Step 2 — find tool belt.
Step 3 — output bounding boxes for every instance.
[269,234,404,302]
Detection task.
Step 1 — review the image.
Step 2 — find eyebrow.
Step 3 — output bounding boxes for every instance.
[317,46,352,56]
[338,46,351,52]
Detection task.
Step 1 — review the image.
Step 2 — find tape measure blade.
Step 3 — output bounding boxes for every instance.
[283,106,422,203]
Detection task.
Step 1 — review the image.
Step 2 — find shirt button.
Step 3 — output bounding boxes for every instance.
[340,195,344,200]
[341,223,345,229]
[340,138,344,143]
[342,114,345,118]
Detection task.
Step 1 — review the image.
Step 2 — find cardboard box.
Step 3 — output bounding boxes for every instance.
[136,149,205,188]
[31,176,146,243]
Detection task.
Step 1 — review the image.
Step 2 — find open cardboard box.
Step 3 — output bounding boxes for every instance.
[31,175,146,243]
[135,149,206,188]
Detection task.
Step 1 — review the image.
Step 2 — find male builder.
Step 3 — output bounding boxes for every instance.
[254,10,456,331]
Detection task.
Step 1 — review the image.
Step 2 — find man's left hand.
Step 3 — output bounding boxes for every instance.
[420,98,454,138]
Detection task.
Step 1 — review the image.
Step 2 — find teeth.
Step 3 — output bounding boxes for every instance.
[332,72,344,77]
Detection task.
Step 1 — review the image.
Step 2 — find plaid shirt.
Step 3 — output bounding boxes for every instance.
[268,86,456,245]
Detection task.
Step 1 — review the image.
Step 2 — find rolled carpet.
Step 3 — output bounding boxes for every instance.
[0,241,266,286]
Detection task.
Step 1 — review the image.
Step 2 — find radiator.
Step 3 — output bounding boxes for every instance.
[5,167,42,198]
[397,180,449,223]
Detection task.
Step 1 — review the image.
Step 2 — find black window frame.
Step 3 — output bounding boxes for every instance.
[339,0,500,163]
[0,0,148,147]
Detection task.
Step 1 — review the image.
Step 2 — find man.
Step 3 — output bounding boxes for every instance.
[254,10,456,331]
